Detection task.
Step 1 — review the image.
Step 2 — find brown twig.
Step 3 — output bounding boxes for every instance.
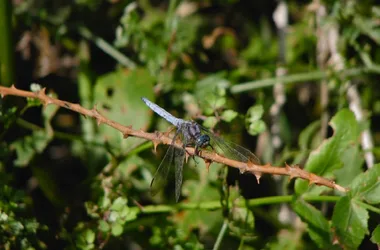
[0,85,348,193]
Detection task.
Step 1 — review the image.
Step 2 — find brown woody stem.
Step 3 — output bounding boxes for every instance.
[0,85,348,193]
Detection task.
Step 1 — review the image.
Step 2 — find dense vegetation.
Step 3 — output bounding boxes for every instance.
[1,0,380,249]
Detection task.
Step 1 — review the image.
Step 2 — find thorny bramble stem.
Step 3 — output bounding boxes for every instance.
[0,85,347,192]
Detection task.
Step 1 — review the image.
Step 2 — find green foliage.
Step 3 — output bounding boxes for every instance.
[333,196,368,248]
[2,0,380,249]
[150,226,204,249]
[350,163,380,204]
[93,68,155,153]
[295,109,361,194]
[245,105,266,136]
[292,199,333,249]
[11,101,59,166]
[371,225,380,244]
[0,186,46,249]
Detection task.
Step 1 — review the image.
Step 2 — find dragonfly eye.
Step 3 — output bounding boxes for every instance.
[196,134,211,148]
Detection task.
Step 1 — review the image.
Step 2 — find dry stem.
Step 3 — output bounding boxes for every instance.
[0,85,347,193]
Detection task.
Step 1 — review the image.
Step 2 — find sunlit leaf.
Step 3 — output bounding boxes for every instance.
[98,220,110,233]
[203,116,218,129]
[350,164,380,204]
[111,222,124,236]
[245,105,264,122]
[298,120,321,151]
[247,120,266,136]
[332,196,369,249]
[245,105,266,136]
[94,68,155,153]
[110,197,127,211]
[295,109,360,194]
[370,225,380,244]
[84,229,95,244]
[221,109,238,122]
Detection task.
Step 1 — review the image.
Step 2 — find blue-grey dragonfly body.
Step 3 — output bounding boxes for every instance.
[142,97,260,202]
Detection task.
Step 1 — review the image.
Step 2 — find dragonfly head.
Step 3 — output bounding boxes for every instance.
[194,134,214,156]
[195,134,211,149]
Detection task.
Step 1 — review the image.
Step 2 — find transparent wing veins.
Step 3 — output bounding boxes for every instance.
[150,130,179,197]
[200,127,260,165]
[150,129,185,202]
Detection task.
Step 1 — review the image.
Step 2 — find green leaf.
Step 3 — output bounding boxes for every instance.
[350,164,380,204]
[195,73,230,95]
[220,109,238,122]
[93,68,155,153]
[332,196,369,249]
[182,159,221,202]
[123,207,138,222]
[98,220,110,233]
[110,197,127,211]
[84,229,95,244]
[353,15,380,44]
[78,61,96,140]
[265,230,304,250]
[178,164,222,235]
[202,116,218,129]
[246,120,266,136]
[11,104,59,167]
[194,73,229,115]
[298,120,321,151]
[245,105,266,136]
[370,225,380,244]
[295,109,360,194]
[100,197,111,209]
[0,106,18,131]
[293,120,321,165]
[74,223,96,250]
[292,199,332,248]
[229,206,255,234]
[111,222,124,236]
[334,145,364,187]
[12,132,48,166]
[245,105,264,122]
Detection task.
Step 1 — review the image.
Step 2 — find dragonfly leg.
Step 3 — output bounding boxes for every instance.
[184,145,198,164]
[195,142,214,155]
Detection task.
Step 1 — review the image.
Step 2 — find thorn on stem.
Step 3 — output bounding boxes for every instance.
[286,163,297,180]
[204,159,212,172]
[254,173,262,184]
[187,153,192,164]
[38,88,47,96]
[308,173,318,185]
[92,104,103,125]
[153,140,159,153]
[239,167,246,174]
[123,125,133,138]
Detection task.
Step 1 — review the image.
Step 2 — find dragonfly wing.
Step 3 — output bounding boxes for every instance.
[200,127,260,165]
[150,144,175,197]
[150,130,181,197]
[174,147,185,202]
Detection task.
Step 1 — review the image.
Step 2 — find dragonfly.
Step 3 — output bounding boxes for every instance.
[142,97,260,202]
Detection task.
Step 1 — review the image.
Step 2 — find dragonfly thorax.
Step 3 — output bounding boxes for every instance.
[178,122,211,155]
[180,122,202,141]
